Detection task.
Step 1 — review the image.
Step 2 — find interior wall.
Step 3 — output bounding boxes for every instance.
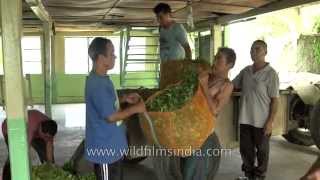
[1,30,162,105]
[0,31,123,105]
[2,27,213,105]
[52,31,122,104]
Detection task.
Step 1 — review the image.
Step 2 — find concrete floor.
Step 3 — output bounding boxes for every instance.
[0,104,319,180]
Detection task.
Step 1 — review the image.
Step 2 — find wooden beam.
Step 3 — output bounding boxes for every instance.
[209,26,215,64]
[176,11,218,19]
[102,0,121,20]
[45,0,115,8]
[173,1,252,14]
[0,0,31,179]
[51,16,103,21]
[108,7,155,18]
[196,1,256,9]
[54,26,119,32]
[216,0,320,25]
[25,0,54,116]
[120,30,124,86]
[119,0,200,2]
[213,25,223,56]
[117,1,186,9]
[23,19,42,26]
[23,11,39,20]
[192,2,252,14]
[200,0,275,8]
[25,0,51,22]
[42,21,53,116]
[47,6,107,17]
[45,0,116,7]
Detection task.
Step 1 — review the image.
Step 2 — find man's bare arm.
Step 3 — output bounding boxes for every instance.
[46,141,54,163]
[107,101,146,123]
[267,98,279,123]
[209,83,234,114]
[200,81,216,115]
[264,97,279,135]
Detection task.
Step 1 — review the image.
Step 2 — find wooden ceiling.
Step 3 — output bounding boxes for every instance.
[20,0,320,30]
[26,0,277,27]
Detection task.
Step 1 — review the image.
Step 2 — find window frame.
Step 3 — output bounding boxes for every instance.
[64,36,121,75]
[22,35,42,75]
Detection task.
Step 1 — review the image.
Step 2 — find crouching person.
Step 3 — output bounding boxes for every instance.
[85,37,146,180]
[2,110,58,180]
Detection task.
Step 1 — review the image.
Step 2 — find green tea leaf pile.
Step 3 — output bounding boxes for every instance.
[147,67,198,112]
[32,163,95,180]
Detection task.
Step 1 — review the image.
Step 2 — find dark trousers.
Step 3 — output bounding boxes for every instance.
[240,124,270,178]
[94,160,123,180]
[152,133,219,180]
[2,138,50,180]
[180,133,219,180]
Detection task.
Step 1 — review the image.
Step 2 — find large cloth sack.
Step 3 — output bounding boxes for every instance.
[139,83,215,156]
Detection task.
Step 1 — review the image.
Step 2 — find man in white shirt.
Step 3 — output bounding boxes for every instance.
[233,40,279,180]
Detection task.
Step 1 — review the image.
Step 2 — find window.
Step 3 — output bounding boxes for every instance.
[64,37,89,74]
[21,36,42,74]
[126,37,148,72]
[64,36,120,74]
[0,36,42,75]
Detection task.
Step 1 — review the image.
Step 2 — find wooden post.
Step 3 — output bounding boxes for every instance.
[42,21,53,116]
[213,25,223,57]
[0,0,31,179]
